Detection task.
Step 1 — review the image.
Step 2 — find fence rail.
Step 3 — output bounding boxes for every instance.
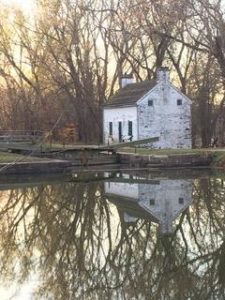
[106,137,159,149]
[0,130,45,143]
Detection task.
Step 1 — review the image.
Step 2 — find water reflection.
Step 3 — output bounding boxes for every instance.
[105,176,193,234]
[0,171,224,299]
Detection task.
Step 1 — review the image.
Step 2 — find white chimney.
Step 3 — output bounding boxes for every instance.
[156,67,170,84]
[121,73,134,88]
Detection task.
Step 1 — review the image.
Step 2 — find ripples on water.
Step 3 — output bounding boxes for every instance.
[0,169,225,299]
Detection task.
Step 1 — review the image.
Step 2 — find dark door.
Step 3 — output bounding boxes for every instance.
[118,121,122,142]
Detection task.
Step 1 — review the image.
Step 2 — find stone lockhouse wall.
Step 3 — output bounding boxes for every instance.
[137,84,192,149]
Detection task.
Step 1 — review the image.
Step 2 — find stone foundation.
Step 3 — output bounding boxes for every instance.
[118,153,213,168]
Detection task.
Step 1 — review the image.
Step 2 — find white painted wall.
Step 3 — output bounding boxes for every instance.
[103,106,138,144]
[104,181,139,199]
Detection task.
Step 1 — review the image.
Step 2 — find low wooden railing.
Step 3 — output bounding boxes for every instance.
[0,130,44,143]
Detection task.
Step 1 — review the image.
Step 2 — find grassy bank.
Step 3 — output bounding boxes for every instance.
[210,151,225,168]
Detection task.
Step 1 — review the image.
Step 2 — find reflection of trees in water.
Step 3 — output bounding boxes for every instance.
[0,177,225,299]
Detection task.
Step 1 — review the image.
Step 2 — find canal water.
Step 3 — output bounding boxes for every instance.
[0,169,225,299]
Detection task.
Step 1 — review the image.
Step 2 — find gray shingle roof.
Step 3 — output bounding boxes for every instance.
[104,80,157,107]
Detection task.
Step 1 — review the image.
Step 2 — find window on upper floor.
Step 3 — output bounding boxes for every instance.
[149,199,155,206]
[148,99,153,106]
[177,99,182,106]
[178,197,184,204]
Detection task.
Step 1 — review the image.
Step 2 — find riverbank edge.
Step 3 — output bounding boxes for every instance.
[0,148,224,174]
[117,151,214,168]
[0,159,72,175]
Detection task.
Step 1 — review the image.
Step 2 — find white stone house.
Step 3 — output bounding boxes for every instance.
[104,178,193,234]
[103,68,192,148]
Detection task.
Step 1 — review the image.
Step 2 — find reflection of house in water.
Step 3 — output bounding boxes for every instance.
[104,177,193,234]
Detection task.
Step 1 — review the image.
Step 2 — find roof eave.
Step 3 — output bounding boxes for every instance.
[102,103,137,108]
[170,83,192,104]
[136,83,158,105]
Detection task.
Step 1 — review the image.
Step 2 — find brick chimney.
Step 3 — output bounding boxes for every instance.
[121,73,134,88]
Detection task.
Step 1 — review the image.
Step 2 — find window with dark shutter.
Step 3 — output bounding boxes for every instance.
[118,122,122,142]
[128,121,133,136]
[109,122,113,135]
